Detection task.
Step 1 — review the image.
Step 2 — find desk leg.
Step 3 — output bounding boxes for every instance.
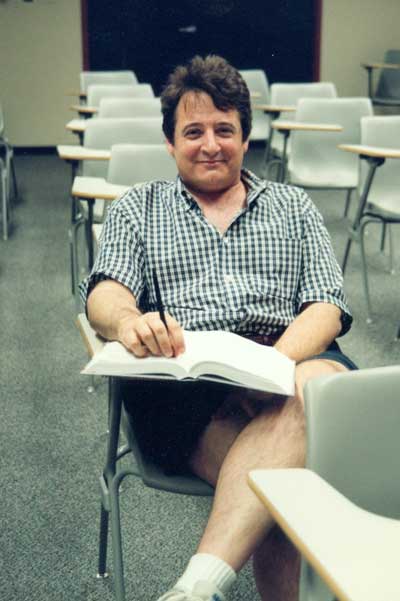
[366,66,373,98]
[86,199,94,270]
[279,131,290,183]
[342,156,384,274]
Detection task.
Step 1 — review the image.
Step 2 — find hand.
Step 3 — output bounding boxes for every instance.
[117,311,185,358]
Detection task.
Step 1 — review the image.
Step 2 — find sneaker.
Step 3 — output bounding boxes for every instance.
[157,580,226,601]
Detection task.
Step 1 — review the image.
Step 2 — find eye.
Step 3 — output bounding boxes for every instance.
[216,126,235,137]
[184,128,202,139]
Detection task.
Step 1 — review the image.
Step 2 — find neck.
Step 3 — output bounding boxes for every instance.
[185,178,247,213]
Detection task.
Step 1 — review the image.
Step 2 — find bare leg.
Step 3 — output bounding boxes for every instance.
[189,358,348,600]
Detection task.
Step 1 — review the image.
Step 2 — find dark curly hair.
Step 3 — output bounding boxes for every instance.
[161,55,252,142]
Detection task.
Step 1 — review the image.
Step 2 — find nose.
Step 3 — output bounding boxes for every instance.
[201,130,221,155]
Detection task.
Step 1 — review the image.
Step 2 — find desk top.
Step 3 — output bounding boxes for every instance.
[57,145,111,161]
[70,104,98,115]
[338,143,400,159]
[253,104,296,113]
[248,468,400,601]
[72,176,129,200]
[271,120,342,132]
[362,62,400,70]
[65,119,87,133]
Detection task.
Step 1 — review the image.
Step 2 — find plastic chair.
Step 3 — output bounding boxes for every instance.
[0,102,18,240]
[70,117,164,290]
[107,143,176,185]
[249,364,400,601]
[363,49,400,106]
[239,69,270,142]
[342,115,400,322]
[97,97,161,119]
[80,70,138,94]
[287,97,373,215]
[76,314,213,601]
[87,84,154,108]
[267,82,337,165]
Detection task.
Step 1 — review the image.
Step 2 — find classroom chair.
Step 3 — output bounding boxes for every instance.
[362,49,400,106]
[97,96,161,119]
[0,102,18,240]
[239,69,270,142]
[286,97,373,215]
[76,314,213,601]
[266,82,337,170]
[87,83,154,108]
[249,364,400,601]
[341,115,400,323]
[80,70,138,94]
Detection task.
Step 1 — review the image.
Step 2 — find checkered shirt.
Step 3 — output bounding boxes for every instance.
[80,169,352,337]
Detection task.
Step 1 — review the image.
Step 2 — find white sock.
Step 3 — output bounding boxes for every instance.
[176,553,236,596]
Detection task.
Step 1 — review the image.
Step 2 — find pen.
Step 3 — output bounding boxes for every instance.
[152,269,168,331]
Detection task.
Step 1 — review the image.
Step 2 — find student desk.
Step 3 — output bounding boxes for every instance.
[70,104,98,118]
[65,119,87,144]
[248,468,400,601]
[338,143,400,328]
[270,121,343,182]
[57,145,111,182]
[361,62,400,98]
[252,104,296,165]
[71,176,129,270]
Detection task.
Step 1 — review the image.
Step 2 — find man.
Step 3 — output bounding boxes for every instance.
[81,55,356,601]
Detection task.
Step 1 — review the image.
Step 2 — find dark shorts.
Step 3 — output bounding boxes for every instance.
[122,340,357,475]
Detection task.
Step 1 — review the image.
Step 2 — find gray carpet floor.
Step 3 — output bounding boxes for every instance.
[0,148,399,601]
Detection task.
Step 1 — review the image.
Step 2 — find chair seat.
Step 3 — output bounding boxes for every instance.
[366,199,400,221]
[289,166,357,189]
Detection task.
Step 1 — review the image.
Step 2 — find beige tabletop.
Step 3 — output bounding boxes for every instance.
[362,62,400,70]
[338,143,400,159]
[76,313,105,358]
[253,104,296,113]
[72,176,129,200]
[272,120,343,132]
[248,468,400,601]
[70,104,98,115]
[65,119,87,133]
[57,145,111,161]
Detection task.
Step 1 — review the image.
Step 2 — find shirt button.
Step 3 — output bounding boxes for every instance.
[224,274,234,284]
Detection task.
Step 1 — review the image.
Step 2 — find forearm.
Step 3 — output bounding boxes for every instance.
[274,302,342,363]
[86,279,141,342]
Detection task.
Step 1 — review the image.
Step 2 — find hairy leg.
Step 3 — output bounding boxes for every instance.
[189,358,348,600]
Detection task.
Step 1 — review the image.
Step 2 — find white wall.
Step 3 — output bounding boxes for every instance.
[320,0,400,96]
[0,0,82,146]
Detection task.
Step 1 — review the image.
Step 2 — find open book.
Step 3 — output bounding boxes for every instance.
[82,330,295,396]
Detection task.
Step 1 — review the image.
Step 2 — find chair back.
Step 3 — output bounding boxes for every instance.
[0,103,4,137]
[375,49,400,102]
[87,83,154,107]
[80,70,138,93]
[98,97,162,119]
[299,365,400,601]
[288,97,373,188]
[270,82,337,157]
[83,117,164,178]
[240,69,270,141]
[107,144,176,186]
[359,115,400,215]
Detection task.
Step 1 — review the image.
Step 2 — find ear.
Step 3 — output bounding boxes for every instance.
[243,138,250,154]
[165,138,175,157]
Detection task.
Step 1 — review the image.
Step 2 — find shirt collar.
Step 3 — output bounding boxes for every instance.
[174,168,268,211]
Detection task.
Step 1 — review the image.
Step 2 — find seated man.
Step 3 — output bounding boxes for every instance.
[80,55,357,601]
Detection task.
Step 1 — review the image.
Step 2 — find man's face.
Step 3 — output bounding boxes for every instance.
[166,91,249,195]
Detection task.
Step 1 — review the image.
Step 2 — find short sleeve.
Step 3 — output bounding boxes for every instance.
[79,194,145,308]
[296,193,353,336]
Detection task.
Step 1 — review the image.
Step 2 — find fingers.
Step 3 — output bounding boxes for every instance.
[119,312,185,358]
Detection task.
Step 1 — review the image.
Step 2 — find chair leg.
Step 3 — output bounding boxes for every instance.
[70,217,85,297]
[360,219,373,323]
[387,224,395,274]
[97,504,110,579]
[10,153,18,200]
[1,167,8,240]
[343,189,352,218]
